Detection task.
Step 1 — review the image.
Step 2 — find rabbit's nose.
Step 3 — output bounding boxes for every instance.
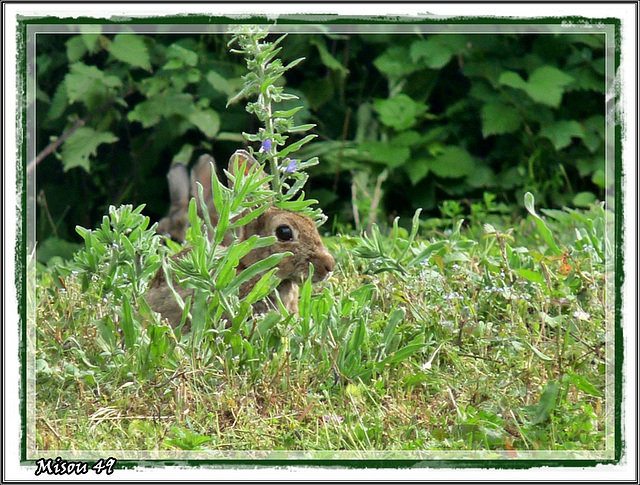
[322,252,336,275]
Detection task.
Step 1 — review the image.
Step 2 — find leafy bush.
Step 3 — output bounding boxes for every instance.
[293,32,606,221]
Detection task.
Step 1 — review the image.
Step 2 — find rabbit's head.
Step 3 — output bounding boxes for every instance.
[238,207,336,286]
[226,150,335,284]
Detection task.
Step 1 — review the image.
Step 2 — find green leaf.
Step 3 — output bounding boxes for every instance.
[373,46,417,80]
[539,120,585,150]
[121,298,137,349]
[426,146,475,178]
[515,268,546,285]
[567,372,602,397]
[531,381,559,424]
[166,43,199,68]
[107,34,151,71]
[187,108,220,138]
[592,169,606,188]
[467,165,497,188]
[60,127,119,172]
[287,123,316,134]
[523,192,563,255]
[383,308,405,355]
[525,341,554,361]
[498,71,527,90]
[312,39,349,77]
[272,106,304,119]
[65,62,122,108]
[80,32,100,53]
[404,158,431,186]
[243,268,280,305]
[499,65,574,107]
[277,134,317,160]
[128,93,194,128]
[375,342,427,370]
[572,191,597,208]
[348,319,367,353]
[205,70,234,98]
[374,94,428,131]
[359,141,411,168]
[410,38,454,69]
[481,102,521,137]
[228,252,289,293]
[65,36,87,63]
[47,82,68,120]
[172,144,194,165]
[392,130,422,146]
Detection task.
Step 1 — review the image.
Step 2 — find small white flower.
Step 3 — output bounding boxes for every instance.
[573,310,591,321]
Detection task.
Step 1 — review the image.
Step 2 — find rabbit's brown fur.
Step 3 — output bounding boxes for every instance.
[148,152,335,329]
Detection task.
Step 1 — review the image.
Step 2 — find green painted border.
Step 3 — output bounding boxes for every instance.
[17,14,29,466]
[16,11,625,471]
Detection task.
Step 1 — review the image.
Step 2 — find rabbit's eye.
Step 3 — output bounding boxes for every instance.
[275,225,294,242]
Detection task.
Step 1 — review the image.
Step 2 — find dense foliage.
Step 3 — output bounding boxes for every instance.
[33,29,606,262]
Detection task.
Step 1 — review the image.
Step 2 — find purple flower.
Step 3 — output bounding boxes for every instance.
[285,159,297,173]
[322,414,343,425]
[260,139,272,152]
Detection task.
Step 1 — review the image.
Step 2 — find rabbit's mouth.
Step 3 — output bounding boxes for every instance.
[282,269,332,286]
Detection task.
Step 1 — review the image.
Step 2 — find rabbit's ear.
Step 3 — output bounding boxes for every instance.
[227,149,268,190]
[167,163,190,207]
[157,163,190,241]
[190,154,221,231]
[191,154,215,209]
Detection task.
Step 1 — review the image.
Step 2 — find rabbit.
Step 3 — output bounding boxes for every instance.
[146,150,335,329]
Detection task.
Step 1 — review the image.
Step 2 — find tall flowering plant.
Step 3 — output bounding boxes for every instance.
[228,25,326,224]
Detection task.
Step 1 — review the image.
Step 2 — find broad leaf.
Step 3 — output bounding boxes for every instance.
[374,94,428,131]
[188,108,221,138]
[60,127,118,172]
[531,381,559,424]
[515,268,546,286]
[410,38,453,69]
[404,158,431,186]
[373,46,417,80]
[65,62,122,109]
[359,141,411,168]
[539,120,585,150]
[107,34,151,71]
[426,146,475,178]
[499,65,574,107]
[206,70,235,97]
[481,102,521,137]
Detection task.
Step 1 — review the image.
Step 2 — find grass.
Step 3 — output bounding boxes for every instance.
[32,195,612,456]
